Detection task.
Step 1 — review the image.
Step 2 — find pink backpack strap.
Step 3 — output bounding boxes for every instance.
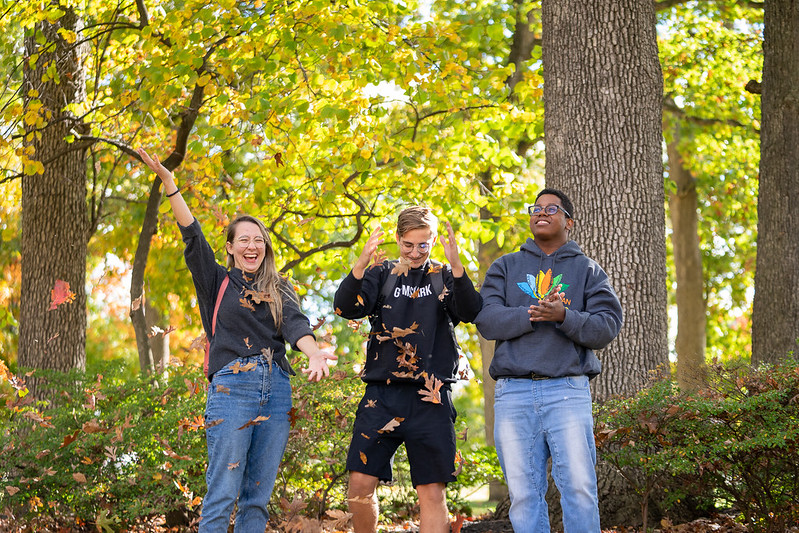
[204,275,230,380]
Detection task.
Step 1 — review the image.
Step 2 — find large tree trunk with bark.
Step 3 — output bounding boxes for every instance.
[541,0,667,526]
[19,5,88,394]
[751,0,799,365]
[665,120,706,391]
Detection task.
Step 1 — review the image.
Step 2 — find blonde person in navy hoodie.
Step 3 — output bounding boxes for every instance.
[137,148,337,533]
[475,189,622,533]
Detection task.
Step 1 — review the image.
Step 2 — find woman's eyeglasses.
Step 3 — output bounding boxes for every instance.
[400,241,431,253]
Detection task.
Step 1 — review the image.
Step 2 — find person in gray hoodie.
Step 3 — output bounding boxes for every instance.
[475,188,622,533]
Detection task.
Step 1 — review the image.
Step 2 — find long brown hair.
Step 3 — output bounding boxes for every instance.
[225,215,289,330]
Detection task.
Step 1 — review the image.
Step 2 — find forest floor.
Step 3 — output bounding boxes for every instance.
[2,512,797,533]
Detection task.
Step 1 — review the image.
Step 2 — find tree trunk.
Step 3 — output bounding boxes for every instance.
[19,5,88,393]
[751,0,799,365]
[665,120,706,391]
[541,0,667,526]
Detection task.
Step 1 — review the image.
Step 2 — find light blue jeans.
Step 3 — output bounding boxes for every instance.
[494,376,600,533]
[199,355,292,533]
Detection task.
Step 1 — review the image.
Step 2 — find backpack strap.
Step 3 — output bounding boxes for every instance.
[204,275,230,380]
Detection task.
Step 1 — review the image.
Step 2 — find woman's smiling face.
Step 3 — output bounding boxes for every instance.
[226,221,266,273]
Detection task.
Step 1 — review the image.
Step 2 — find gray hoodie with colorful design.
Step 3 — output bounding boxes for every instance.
[475,238,623,380]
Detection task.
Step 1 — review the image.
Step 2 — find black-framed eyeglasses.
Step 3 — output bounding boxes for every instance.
[528,204,571,219]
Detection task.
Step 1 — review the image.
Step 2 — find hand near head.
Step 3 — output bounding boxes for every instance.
[301,345,338,382]
[440,222,464,278]
[352,226,385,280]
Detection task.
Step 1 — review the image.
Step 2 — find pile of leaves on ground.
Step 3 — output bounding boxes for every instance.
[0,358,499,532]
[595,358,799,533]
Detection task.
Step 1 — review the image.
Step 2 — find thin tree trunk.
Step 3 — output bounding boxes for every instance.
[19,5,88,395]
[665,120,706,391]
[751,0,799,365]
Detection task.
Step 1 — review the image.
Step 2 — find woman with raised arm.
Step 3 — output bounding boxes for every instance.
[137,148,337,532]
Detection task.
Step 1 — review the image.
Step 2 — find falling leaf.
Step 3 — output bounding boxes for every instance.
[206,418,224,428]
[360,433,371,440]
[216,384,231,395]
[238,415,270,430]
[61,430,80,448]
[377,322,421,342]
[230,360,257,374]
[147,325,164,338]
[452,450,465,476]
[377,417,405,434]
[239,298,256,311]
[244,289,273,304]
[348,495,373,505]
[394,340,418,371]
[82,419,104,434]
[312,317,326,331]
[49,280,77,310]
[261,347,274,367]
[438,286,450,302]
[390,260,411,277]
[356,294,365,307]
[228,461,240,470]
[427,264,442,274]
[5,486,19,496]
[35,449,51,459]
[365,399,377,408]
[418,373,443,404]
[359,451,368,465]
[184,378,201,396]
[189,334,206,352]
[392,371,418,379]
[335,307,343,315]
[244,337,252,349]
[410,288,420,299]
[72,473,87,483]
[130,295,142,311]
[457,428,468,441]
[274,152,284,167]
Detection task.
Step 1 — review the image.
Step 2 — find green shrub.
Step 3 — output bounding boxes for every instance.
[595,359,799,533]
[0,358,497,530]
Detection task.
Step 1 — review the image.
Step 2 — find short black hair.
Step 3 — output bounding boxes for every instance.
[535,188,574,219]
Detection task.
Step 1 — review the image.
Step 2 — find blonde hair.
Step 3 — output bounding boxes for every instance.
[396,206,438,237]
[226,215,290,330]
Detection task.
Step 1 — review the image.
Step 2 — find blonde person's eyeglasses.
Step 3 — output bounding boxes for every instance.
[400,241,431,253]
[235,237,266,247]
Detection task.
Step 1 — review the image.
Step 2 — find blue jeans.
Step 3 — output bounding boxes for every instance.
[494,376,600,533]
[199,355,292,533]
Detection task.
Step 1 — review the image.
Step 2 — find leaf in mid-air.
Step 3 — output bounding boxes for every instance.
[418,373,443,404]
[390,260,411,277]
[49,279,76,310]
[377,417,405,433]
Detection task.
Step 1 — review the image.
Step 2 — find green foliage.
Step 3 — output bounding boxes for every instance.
[0,355,498,529]
[596,359,799,532]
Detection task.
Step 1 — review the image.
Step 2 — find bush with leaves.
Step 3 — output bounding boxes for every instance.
[595,359,799,533]
[0,362,208,529]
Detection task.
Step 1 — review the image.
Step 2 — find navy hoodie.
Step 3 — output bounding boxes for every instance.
[334,259,481,385]
[475,238,622,380]
[179,219,313,379]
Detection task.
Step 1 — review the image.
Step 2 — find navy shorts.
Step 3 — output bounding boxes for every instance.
[346,382,458,487]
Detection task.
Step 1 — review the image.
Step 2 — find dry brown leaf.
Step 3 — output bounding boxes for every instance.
[356,294,365,307]
[438,286,450,302]
[377,417,405,434]
[418,373,443,404]
[390,260,411,277]
[244,289,273,304]
[261,347,274,367]
[244,337,252,350]
[365,399,377,408]
[347,495,373,505]
[228,461,240,470]
[216,384,231,394]
[359,451,367,464]
[360,433,371,440]
[239,298,256,311]
[72,473,87,483]
[238,415,270,430]
[206,418,224,428]
[82,419,104,434]
[311,317,325,331]
[5,486,20,496]
[427,264,443,274]
[230,360,257,374]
